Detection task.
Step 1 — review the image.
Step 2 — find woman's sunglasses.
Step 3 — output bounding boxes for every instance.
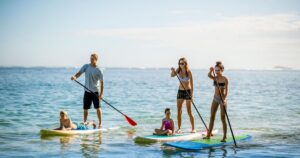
[179,62,185,65]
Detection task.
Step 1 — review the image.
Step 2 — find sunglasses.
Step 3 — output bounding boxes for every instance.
[179,62,185,65]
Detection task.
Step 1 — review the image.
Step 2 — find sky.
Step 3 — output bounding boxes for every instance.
[0,0,300,70]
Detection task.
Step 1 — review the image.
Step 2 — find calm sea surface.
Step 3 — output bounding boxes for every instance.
[0,68,299,157]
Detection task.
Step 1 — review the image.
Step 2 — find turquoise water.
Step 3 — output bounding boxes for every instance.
[0,68,299,157]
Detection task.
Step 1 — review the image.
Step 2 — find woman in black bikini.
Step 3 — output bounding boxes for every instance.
[204,61,229,142]
[171,57,195,133]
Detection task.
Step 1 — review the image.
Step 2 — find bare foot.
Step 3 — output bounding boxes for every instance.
[191,129,196,133]
[92,121,96,129]
[98,124,102,129]
[203,136,210,139]
[220,138,227,142]
[176,129,182,134]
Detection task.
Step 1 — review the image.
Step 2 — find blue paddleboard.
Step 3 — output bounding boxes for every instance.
[164,134,251,150]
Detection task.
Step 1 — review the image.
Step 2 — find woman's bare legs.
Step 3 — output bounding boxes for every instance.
[154,129,172,135]
[176,99,184,133]
[186,100,195,133]
[220,102,227,142]
[203,101,219,139]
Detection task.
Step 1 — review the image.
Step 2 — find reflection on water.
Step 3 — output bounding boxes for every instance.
[80,133,103,158]
[127,128,137,139]
[40,132,103,157]
[162,143,245,157]
[59,136,77,156]
[207,146,229,157]
[60,136,77,144]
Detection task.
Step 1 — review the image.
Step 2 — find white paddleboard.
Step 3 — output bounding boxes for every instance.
[40,127,120,136]
[134,129,218,143]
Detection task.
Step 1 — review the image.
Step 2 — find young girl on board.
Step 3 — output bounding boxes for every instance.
[153,108,175,136]
[204,61,229,142]
[54,111,96,130]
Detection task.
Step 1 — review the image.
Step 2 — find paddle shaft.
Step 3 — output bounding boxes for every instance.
[175,73,209,131]
[212,71,237,147]
[74,80,126,116]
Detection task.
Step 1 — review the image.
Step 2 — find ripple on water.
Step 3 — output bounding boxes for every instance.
[0,68,300,157]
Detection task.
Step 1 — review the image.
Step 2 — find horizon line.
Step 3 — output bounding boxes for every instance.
[0,66,298,71]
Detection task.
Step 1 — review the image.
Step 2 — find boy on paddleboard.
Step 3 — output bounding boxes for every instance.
[54,111,96,130]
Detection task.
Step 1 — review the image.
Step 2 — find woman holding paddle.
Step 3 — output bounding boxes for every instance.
[204,61,229,142]
[171,57,196,133]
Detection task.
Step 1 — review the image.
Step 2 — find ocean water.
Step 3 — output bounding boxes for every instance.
[0,68,299,158]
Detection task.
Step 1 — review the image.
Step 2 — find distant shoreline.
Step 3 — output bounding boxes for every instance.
[0,66,298,71]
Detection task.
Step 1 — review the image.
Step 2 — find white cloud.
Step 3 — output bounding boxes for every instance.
[83,13,300,45]
[81,13,300,69]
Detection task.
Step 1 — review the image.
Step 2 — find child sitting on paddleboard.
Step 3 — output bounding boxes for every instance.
[54,111,96,130]
[153,108,175,136]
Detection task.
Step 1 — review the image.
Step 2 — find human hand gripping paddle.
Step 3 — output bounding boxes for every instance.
[173,71,211,135]
[212,71,237,147]
[73,80,137,126]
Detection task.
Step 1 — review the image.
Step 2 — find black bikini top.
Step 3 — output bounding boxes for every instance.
[214,80,226,88]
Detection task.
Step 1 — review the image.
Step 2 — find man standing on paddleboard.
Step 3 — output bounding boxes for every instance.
[71,53,104,128]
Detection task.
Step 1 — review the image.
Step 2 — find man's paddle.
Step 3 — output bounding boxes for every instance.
[175,73,209,133]
[212,71,237,147]
[74,80,137,126]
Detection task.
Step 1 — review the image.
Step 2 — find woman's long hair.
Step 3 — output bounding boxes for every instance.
[215,61,224,71]
[177,57,190,77]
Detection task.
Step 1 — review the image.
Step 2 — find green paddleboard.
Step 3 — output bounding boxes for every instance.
[164,134,251,150]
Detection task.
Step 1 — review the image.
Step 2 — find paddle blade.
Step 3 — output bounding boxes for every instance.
[125,115,137,126]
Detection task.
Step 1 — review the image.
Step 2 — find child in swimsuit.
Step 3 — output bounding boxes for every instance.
[54,111,96,130]
[153,108,175,136]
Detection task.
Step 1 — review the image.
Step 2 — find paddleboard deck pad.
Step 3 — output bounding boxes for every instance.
[134,129,218,143]
[164,134,251,150]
